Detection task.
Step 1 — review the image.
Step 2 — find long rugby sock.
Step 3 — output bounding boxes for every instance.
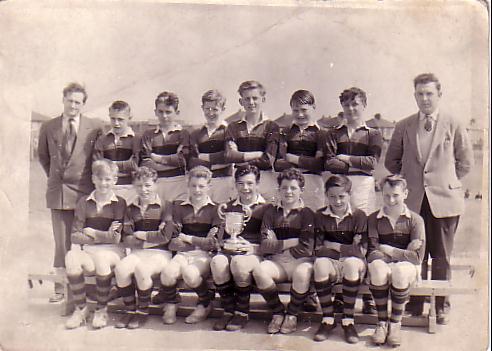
[258,285,284,315]
[194,280,215,308]
[286,287,309,316]
[137,287,152,315]
[390,285,410,323]
[160,285,179,304]
[119,282,137,312]
[215,280,236,314]
[315,279,334,318]
[235,284,252,315]
[370,283,390,322]
[342,278,359,321]
[95,273,113,310]
[67,274,86,308]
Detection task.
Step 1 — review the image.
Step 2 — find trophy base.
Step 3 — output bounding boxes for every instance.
[223,242,249,255]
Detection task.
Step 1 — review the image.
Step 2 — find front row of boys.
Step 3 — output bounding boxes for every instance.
[64,157,424,348]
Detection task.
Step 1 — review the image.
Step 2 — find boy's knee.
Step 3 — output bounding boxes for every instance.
[368,260,389,285]
[161,263,180,286]
[182,266,202,287]
[313,258,335,282]
[230,261,252,283]
[343,258,363,281]
[210,255,230,275]
[252,264,272,287]
[292,262,312,282]
[391,265,411,289]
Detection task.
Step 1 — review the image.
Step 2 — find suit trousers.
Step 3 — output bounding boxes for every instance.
[51,209,74,292]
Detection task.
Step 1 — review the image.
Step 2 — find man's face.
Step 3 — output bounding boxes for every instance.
[235,173,259,202]
[188,177,210,201]
[279,179,303,206]
[414,82,441,115]
[63,92,85,118]
[239,88,265,114]
[325,186,350,215]
[109,109,131,135]
[291,103,315,128]
[202,101,225,125]
[133,177,157,201]
[92,173,117,194]
[341,96,366,125]
[382,183,408,209]
[155,103,178,128]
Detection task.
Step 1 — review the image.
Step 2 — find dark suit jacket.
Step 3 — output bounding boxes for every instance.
[38,115,103,210]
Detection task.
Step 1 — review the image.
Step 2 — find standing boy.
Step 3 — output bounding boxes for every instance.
[64,159,127,329]
[274,89,324,210]
[114,166,173,329]
[311,175,367,344]
[38,82,103,302]
[93,100,139,202]
[367,175,425,347]
[224,80,280,202]
[252,169,315,334]
[189,89,235,203]
[140,91,190,203]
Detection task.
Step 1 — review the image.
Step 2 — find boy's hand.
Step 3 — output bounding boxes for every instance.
[285,153,300,165]
[178,233,193,244]
[198,153,210,162]
[150,153,162,163]
[378,244,395,256]
[407,239,423,251]
[336,154,351,165]
[109,221,122,243]
[323,241,342,251]
[265,229,277,240]
[353,234,362,245]
[134,231,148,241]
[208,227,219,237]
[83,227,97,239]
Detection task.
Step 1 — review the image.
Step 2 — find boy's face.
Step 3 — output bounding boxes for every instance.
[382,183,408,209]
[188,176,210,201]
[341,95,366,125]
[133,177,157,201]
[326,186,350,215]
[202,101,225,125]
[239,88,265,114]
[92,172,117,195]
[291,102,315,128]
[235,173,259,201]
[63,92,85,118]
[279,179,303,206]
[109,109,131,135]
[155,102,178,128]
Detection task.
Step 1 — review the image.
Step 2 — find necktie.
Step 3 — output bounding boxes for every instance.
[63,118,77,161]
[424,115,433,132]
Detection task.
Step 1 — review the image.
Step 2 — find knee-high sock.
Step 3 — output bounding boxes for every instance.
[258,285,284,315]
[235,284,252,315]
[193,280,215,308]
[342,278,359,320]
[370,283,389,322]
[390,286,410,323]
[215,280,236,314]
[68,274,86,308]
[315,279,334,318]
[286,287,309,316]
[137,287,153,315]
[96,273,113,310]
[119,282,136,312]
[160,284,180,304]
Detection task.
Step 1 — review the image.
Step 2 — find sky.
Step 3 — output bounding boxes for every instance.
[0,0,488,126]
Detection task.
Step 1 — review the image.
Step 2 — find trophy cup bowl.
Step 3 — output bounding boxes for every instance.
[218,204,252,255]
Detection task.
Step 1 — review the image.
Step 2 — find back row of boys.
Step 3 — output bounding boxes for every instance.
[60,80,423,348]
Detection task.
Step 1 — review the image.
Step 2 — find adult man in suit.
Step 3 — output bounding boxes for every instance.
[384,73,473,324]
[38,83,103,302]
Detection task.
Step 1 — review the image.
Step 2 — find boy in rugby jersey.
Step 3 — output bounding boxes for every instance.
[224,80,280,202]
[274,90,324,211]
[311,175,367,343]
[93,100,139,202]
[367,175,425,347]
[252,168,315,334]
[159,166,220,325]
[64,159,126,329]
[210,165,269,331]
[113,166,174,329]
[140,91,190,203]
[188,89,235,203]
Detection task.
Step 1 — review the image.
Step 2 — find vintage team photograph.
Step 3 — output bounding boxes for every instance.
[0,1,488,350]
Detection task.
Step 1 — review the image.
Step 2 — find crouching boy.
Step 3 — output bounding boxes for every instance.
[64,159,126,329]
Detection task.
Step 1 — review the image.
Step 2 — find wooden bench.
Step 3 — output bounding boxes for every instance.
[27,271,477,334]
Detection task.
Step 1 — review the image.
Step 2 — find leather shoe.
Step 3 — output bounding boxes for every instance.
[437,309,450,325]
[313,322,336,342]
[213,312,234,331]
[342,323,360,344]
[362,300,377,315]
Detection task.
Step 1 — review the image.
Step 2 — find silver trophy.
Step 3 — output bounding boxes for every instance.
[217,203,252,254]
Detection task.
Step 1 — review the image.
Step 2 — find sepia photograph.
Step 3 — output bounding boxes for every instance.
[0,0,488,350]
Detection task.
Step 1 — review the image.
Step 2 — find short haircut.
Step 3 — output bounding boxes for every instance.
[92,159,118,178]
[277,168,305,189]
[238,80,266,97]
[132,166,158,183]
[413,73,441,92]
[381,174,408,191]
[234,164,260,183]
[188,165,212,183]
[324,174,352,193]
[155,91,179,110]
[202,89,226,109]
[339,87,367,107]
[290,89,315,107]
[63,82,88,103]
[109,100,131,114]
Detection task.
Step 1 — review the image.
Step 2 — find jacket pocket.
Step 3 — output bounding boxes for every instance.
[448,179,462,189]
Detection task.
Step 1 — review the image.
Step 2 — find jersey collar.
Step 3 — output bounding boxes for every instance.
[377,205,411,220]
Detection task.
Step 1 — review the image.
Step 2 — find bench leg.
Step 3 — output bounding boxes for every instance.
[428,294,437,334]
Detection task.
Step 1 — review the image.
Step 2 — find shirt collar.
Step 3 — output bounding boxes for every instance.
[154,123,182,134]
[377,205,412,219]
[86,190,119,206]
[275,198,305,212]
[321,203,353,220]
[232,194,266,207]
[292,120,320,131]
[130,194,162,208]
[239,111,268,126]
[419,109,439,121]
[181,196,215,207]
[203,121,228,133]
[106,127,135,138]
[336,121,370,131]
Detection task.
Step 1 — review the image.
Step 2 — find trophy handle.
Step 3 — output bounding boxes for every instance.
[217,203,227,221]
[243,205,252,223]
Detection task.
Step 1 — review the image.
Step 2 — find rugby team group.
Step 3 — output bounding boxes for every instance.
[37,73,473,348]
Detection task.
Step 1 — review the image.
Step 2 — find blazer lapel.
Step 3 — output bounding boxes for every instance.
[406,113,424,166]
[52,115,64,145]
[68,115,91,161]
[424,113,447,167]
